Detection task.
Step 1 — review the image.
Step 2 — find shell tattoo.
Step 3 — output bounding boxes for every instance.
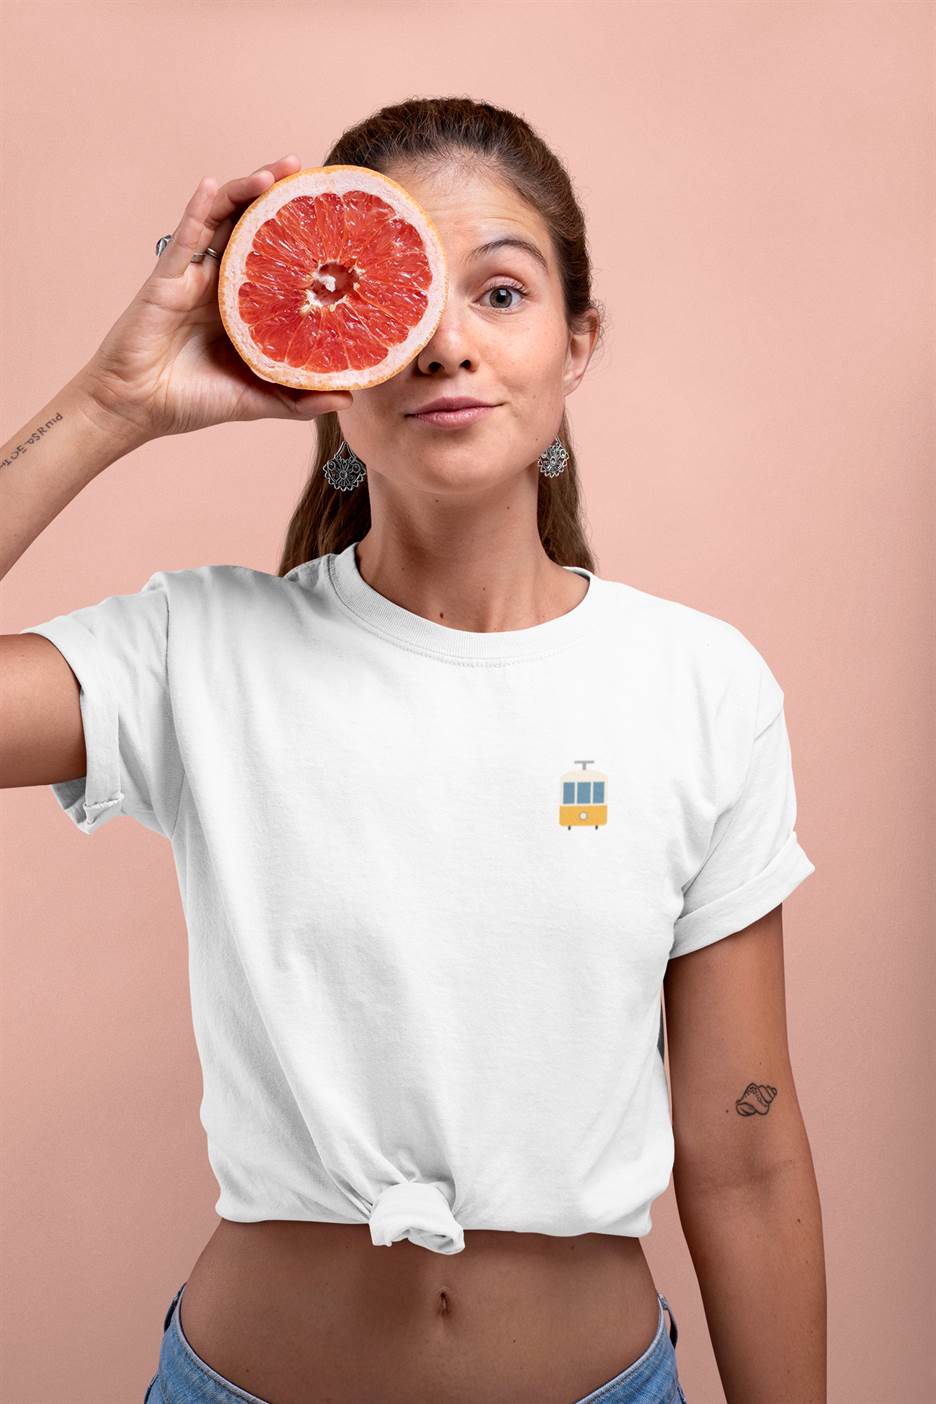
[735,1082,778,1116]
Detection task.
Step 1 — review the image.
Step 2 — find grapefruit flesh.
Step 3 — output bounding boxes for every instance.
[218,165,448,393]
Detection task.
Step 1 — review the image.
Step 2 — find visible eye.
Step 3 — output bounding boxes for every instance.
[482,280,529,312]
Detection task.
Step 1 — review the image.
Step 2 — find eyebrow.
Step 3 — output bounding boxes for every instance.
[466,236,549,275]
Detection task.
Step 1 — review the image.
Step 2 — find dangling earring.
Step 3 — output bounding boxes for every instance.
[322,440,367,491]
[538,435,568,477]
[323,437,563,485]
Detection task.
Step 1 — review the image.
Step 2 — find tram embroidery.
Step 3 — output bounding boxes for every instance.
[559,759,608,829]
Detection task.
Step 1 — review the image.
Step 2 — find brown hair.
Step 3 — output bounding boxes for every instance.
[277,96,608,577]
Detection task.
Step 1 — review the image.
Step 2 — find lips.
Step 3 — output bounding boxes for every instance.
[408,405,496,427]
[407,397,493,415]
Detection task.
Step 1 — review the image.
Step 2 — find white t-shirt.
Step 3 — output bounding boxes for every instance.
[21,541,816,1254]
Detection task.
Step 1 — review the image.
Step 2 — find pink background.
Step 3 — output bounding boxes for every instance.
[1,2,932,1400]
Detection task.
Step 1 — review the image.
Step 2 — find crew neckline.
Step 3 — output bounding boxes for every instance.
[326,540,604,662]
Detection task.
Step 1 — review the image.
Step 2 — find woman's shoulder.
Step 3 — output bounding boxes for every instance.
[596,571,783,727]
[599,572,764,662]
[142,555,329,605]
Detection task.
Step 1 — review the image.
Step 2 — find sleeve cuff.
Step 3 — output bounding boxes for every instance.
[670,831,816,958]
[21,616,125,834]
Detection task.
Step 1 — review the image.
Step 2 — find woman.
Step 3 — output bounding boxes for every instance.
[2,98,826,1403]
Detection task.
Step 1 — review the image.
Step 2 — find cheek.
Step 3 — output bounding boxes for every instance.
[336,404,383,442]
[502,326,566,380]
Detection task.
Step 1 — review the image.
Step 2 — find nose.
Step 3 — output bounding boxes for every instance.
[368,1181,465,1254]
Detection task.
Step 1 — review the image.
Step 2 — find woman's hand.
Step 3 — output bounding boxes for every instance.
[79,155,353,442]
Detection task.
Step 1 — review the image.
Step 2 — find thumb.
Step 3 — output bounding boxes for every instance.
[232,379,354,423]
[290,390,353,417]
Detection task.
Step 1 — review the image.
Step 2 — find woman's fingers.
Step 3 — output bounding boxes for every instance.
[155,175,220,278]
[200,154,304,262]
[156,155,302,278]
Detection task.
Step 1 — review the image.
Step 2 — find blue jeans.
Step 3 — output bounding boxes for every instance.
[144,1281,688,1403]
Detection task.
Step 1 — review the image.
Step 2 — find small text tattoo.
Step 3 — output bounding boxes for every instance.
[735,1082,778,1116]
[1,409,65,470]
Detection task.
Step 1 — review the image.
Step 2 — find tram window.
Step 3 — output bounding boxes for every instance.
[563,781,575,803]
[593,781,605,803]
[576,781,591,803]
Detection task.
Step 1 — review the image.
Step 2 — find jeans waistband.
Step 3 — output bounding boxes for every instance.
[152,1281,679,1404]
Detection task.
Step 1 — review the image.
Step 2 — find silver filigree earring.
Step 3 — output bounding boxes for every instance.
[322,435,566,488]
[538,435,568,477]
[322,440,367,491]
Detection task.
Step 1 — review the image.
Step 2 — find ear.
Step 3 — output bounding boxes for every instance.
[564,308,601,396]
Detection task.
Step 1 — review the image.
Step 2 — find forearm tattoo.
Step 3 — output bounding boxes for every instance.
[735,1082,778,1116]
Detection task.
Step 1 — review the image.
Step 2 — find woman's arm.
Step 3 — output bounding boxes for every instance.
[0,371,146,582]
[1,156,349,590]
[0,375,149,791]
[663,904,827,1403]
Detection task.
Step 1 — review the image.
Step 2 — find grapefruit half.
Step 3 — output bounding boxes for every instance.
[218,165,448,392]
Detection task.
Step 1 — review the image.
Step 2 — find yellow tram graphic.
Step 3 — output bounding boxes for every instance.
[559,759,608,829]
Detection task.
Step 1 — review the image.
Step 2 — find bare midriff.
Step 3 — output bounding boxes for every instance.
[178,1220,662,1404]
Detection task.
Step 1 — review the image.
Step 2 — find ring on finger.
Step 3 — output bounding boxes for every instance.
[155,234,222,263]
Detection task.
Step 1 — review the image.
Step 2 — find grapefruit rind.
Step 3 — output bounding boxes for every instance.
[217,165,448,392]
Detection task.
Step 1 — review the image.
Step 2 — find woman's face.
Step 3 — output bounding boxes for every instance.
[334,161,598,496]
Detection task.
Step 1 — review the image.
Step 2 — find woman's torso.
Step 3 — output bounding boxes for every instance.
[178,1219,661,1404]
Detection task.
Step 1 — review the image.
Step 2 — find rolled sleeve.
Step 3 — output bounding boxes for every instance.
[22,613,126,832]
[20,572,183,839]
[671,658,816,958]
